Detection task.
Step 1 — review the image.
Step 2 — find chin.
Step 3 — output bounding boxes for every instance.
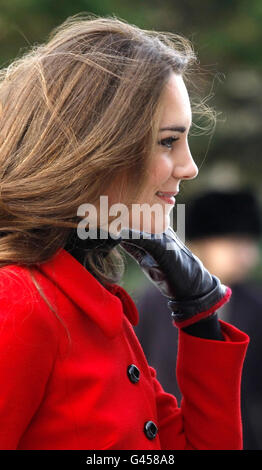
[128,201,173,233]
[150,217,170,234]
[130,215,170,234]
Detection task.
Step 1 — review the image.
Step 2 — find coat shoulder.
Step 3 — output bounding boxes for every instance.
[0,263,61,336]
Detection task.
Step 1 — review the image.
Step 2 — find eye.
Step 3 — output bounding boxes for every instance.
[157,136,179,150]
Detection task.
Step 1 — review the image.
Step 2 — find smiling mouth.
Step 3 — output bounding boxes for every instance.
[155,191,176,205]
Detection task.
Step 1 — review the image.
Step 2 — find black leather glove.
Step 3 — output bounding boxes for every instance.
[65,227,122,257]
[64,226,123,274]
[120,225,232,329]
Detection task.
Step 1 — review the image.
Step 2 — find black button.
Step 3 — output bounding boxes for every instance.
[144,420,158,440]
[127,364,140,383]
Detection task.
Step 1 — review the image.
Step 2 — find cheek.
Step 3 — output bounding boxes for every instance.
[150,156,172,188]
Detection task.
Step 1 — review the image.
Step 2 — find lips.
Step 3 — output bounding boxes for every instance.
[156,191,177,205]
[156,191,178,197]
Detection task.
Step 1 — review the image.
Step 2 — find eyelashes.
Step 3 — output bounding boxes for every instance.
[157,136,179,149]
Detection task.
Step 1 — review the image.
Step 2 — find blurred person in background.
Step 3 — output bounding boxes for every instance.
[135,188,262,449]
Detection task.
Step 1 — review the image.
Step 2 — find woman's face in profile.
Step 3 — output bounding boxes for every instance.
[106,73,199,234]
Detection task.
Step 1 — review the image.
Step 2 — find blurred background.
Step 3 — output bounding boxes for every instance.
[1,0,262,448]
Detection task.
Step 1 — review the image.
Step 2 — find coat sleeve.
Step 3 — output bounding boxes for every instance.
[149,319,249,450]
[0,269,59,449]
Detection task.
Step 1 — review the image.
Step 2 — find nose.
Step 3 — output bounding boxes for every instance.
[173,142,199,181]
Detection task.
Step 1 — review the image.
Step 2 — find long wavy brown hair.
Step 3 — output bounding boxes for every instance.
[0,13,215,326]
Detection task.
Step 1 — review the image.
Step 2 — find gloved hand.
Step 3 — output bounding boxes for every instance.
[120,225,232,328]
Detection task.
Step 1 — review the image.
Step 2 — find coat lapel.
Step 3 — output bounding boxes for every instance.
[36,248,139,338]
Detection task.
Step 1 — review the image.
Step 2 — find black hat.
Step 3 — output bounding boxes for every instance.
[185,188,262,241]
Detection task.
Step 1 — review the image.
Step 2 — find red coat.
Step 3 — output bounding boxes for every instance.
[0,247,249,450]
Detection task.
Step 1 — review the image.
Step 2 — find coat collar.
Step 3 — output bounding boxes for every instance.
[36,248,139,338]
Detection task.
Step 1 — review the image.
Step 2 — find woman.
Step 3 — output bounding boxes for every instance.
[0,13,249,450]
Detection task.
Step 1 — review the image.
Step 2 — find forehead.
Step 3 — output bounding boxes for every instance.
[159,73,192,127]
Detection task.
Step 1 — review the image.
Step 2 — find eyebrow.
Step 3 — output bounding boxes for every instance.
[159,124,191,133]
